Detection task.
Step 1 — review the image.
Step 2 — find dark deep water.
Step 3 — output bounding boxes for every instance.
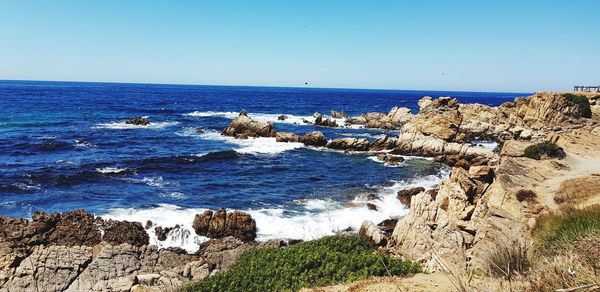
[0,80,526,250]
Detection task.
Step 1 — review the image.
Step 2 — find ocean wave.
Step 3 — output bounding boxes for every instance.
[100,167,449,251]
[194,130,304,155]
[185,110,363,128]
[94,120,179,130]
[96,167,128,174]
[471,140,498,152]
[74,139,93,148]
[102,204,208,253]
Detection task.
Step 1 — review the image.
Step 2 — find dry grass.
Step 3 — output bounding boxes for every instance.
[555,176,600,206]
[527,246,600,292]
[484,241,531,280]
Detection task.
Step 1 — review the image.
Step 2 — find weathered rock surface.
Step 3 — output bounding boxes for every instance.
[275,132,300,143]
[300,131,328,147]
[326,138,370,151]
[192,208,256,242]
[313,112,338,127]
[346,107,413,130]
[397,187,425,207]
[222,111,275,139]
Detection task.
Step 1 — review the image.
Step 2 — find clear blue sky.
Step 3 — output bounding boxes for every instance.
[1,1,599,92]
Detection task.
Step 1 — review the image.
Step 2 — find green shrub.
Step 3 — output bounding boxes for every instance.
[534,205,600,251]
[523,141,565,160]
[182,235,421,292]
[562,93,592,118]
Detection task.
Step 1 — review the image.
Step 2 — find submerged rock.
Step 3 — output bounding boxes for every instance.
[192,208,256,242]
[126,117,151,126]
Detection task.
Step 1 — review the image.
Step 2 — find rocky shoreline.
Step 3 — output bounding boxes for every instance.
[2,91,599,291]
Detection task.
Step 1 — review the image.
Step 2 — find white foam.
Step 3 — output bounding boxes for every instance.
[185,111,315,125]
[100,167,449,252]
[121,176,175,188]
[472,140,498,152]
[74,139,93,148]
[96,167,127,174]
[94,121,179,130]
[102,204,208,253]
[12,182,41,191]
[194,129,304,155]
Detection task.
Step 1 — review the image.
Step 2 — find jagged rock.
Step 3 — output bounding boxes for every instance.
[366,203,378,211]
[376,154,405,166]
[222,111,275,139]
[359,221,387,246]
[386,106,413,125]
[326,138,370,151]
[275,132,300,143]
[355,193,382,201]
[192,209,256,242]
[397,187,425,207]
[370,136,397,151]
[102,219,149,246]
[299,131,327,147]
[155,225,179,241]
[126,117,150,126]
[377,219,398,235]
[197,236,254,271]
[331,110,348,119]
[314,112,338,127]
[277,115,288,121]
[405,97,462,141]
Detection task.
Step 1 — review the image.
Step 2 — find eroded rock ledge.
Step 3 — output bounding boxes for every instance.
[0,208,284,291]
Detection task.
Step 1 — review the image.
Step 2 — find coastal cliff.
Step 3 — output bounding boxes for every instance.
[1,91,599,291]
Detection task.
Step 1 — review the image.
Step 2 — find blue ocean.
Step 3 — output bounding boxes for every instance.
[0,80,525,251]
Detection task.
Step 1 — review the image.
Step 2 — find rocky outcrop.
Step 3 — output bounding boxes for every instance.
[397,187,425,207]
[222,111,275,139]
[370,136,398,151]
[375,154,404,166]
[326,138,370,151]
[126,117,150,126]
[392,131,496,166]
[300,131,328,147]
[0,208,271,291]
[331,110,348,119]
[313,112,338,127]
[0,209,148,249]
[346,107,413,130]
[192,209,256,242]
[275,132,300,143]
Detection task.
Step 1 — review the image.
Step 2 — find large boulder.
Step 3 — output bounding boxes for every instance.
[370,136,397,151]
[222,111,275,139]
[313,112,338,127]
[326,138,370,151]
[275,132,300,143]
[101,220,149,246]
[192,209,256,242]
[300,131,327,147]
[397,187,425,207]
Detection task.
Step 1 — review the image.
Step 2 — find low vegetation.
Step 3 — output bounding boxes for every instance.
[563,93,592,118]
[555,176,600,206]
[523,141,565,160]
[485,241,530,280]
[534,205,600,251]
[515,189,537,203]
[526,206,600,291]
[183,235,421,292]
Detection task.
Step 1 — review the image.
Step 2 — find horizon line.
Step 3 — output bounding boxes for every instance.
[0,78,533,95]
